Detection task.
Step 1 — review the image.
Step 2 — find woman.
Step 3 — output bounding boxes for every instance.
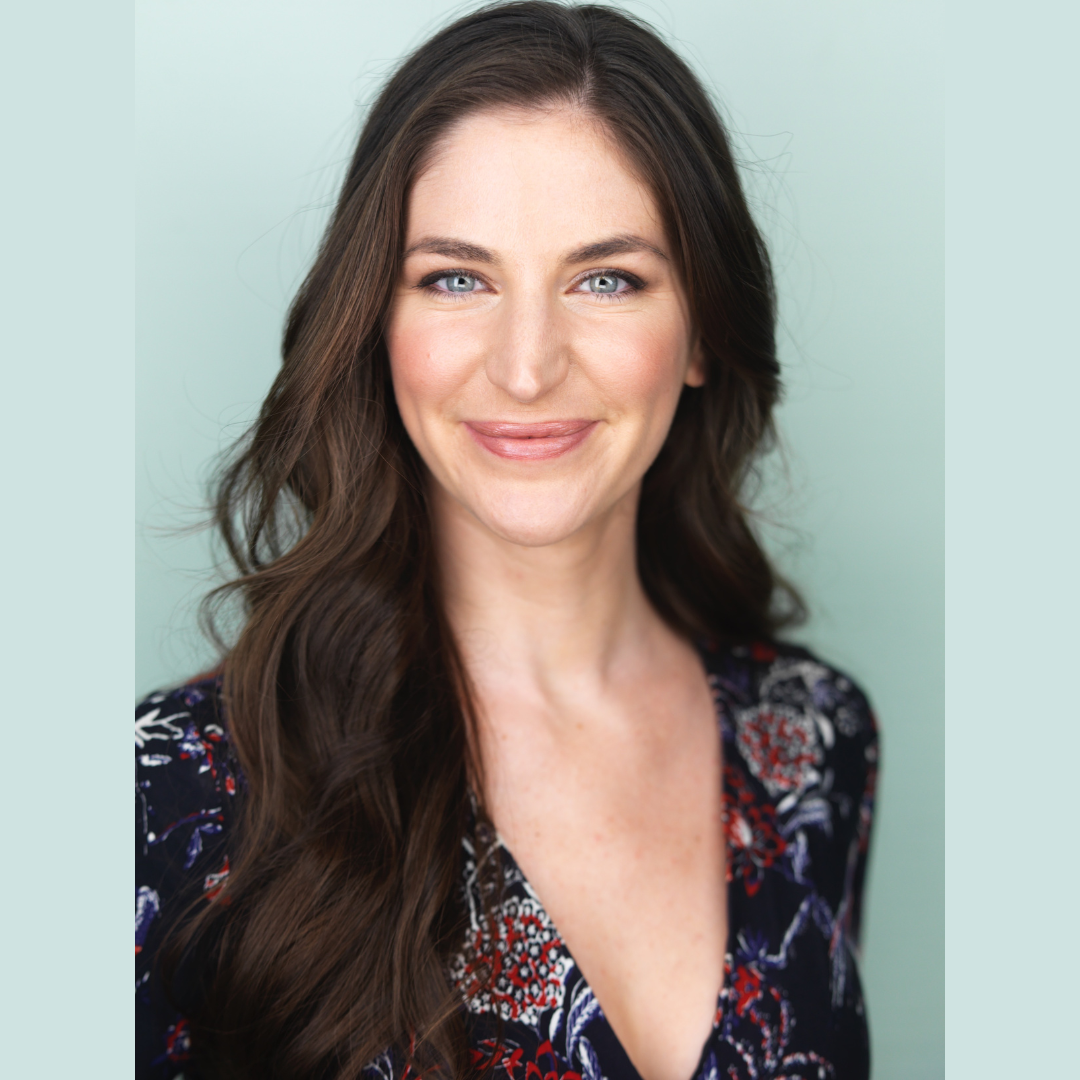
[135,4,878,1079]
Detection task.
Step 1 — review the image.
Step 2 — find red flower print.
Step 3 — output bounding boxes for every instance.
[450,896,574,1025]
[732,963,763,1017]
[734,703,823,797]
[471,1039,581,1080]
[163,1018,191,1063]
[203,855,230,901]
[723,765,787,897]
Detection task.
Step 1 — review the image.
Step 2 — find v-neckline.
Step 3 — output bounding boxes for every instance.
[478,647,737,1080]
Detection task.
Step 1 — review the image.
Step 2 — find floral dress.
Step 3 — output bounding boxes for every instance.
[136,640,878,1080]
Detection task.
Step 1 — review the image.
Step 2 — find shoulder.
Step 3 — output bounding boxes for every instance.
[136,676,239,1079]
[136,675,238,943]
[136,675,233,769]
[702,639,878,927]
[136,675,238,837]
[700,637,878,807]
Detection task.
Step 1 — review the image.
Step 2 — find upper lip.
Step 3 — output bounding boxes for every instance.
[465,420,595,438]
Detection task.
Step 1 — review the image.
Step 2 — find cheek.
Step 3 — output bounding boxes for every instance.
[385,307,480,423]
[581,314,692,415]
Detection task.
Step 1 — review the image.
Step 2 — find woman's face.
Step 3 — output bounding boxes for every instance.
[386,106,704,548]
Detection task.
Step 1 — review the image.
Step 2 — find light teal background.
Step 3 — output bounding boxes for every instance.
[3,2,138,1075]
[944,2,1080,1075]
[132,2,943,1076]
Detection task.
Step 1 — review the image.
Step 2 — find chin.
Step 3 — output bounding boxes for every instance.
[471,487,598,548]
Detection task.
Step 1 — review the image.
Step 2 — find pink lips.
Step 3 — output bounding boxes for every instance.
[465,419,598,460]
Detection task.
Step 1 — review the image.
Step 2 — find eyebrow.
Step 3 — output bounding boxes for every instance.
[565,235,668,264]
[401,233,668,266]
[402,237,497,263]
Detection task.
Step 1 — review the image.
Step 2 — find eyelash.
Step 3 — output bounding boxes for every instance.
[576,268,646,301]
[415,268,647,302]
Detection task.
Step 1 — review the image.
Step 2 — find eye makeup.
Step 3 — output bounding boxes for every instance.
[416,269,488,298]
[570,268,646,299]
[413,266,648,301]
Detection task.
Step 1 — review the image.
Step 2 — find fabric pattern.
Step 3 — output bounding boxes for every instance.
[136,640,877,1080]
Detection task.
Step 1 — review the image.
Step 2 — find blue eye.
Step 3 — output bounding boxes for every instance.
[440,273,477,293]
[586,274,621,294]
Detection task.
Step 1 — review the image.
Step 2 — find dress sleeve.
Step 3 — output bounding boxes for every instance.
[718,642,880,951]
[840,682,878,952]
[788,651,880,952]
[136,680,236,1080]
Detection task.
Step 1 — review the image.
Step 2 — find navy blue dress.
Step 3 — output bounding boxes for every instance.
[136,640,878,1080]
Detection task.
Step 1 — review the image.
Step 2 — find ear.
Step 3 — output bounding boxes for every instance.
[684,338,707,387]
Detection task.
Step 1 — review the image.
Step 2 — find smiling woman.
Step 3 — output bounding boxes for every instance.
[135,5,877,1080]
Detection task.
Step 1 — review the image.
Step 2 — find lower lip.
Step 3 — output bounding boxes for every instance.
[464,421,598,461]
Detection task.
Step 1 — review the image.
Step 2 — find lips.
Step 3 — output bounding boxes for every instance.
[464,419,597,460]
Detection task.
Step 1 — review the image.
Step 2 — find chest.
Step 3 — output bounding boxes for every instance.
[487,709,725,918]
[477,677,727,1080]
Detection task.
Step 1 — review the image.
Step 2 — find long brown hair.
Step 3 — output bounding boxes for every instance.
[167,4,800,1078]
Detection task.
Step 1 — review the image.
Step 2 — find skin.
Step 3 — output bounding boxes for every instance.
[386,106,727,1080]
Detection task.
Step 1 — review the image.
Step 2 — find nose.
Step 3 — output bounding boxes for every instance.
[484,292,569,403]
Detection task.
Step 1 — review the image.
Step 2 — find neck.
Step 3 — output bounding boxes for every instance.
[433,481,668,691]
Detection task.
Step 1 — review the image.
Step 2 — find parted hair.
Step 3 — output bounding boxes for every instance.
[164,4,800,1078]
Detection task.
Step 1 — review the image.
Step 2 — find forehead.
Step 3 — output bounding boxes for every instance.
[406,106,664,254]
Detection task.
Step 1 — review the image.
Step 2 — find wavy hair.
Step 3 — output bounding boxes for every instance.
[165,4,801,1078]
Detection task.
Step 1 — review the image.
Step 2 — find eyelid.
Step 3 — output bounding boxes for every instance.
[416,268,492,291]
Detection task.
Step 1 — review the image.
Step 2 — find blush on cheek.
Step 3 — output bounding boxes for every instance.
[587,322,693,411]
[386,317,476,410]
